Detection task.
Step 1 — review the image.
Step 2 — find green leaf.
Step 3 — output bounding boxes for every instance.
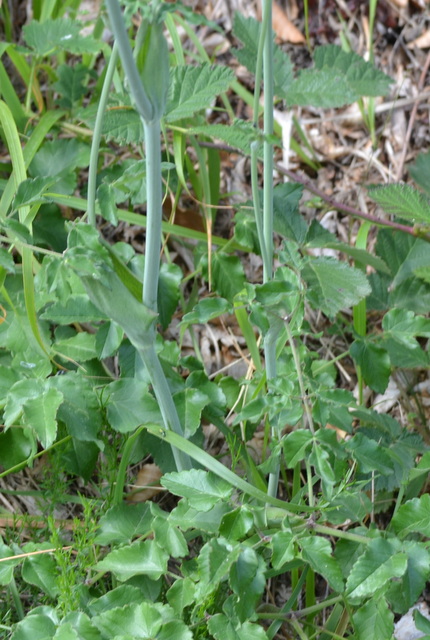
[95,503,152,545]
[414,609,430,634]
[23,18,100,56]
[189,120,266,156]
[53,63,89,109]
[271,531,295,569]
[273,182,306,242]
[49,372,102,443]
[106,379,161,433]
[350,340,391,394]
[232,13,293,100]
[181,297,231,325]
[95,539,168,581]
[166,578,196,616]
[382,308,430,340]
[22,552,59,598]
[158,262,182,330]
[386,542,430,614]
[288,69,357,108]
[165,63,235,122]
[153,517,188,558]
[352,597,394,640]
[10,613,58,640]
[219,507,254,541]
[0,542,22,585]
[409,150,430,197]
[88,585,143,615]
[314,45,392,97]
[368,183,430,223]
[13,176,56,210]
[0,428,35,470]
[300,536,344,592]
[208,614,268,640]
[161,469,233,511]
[173,388,209,438]
[302,257,371,318]
[92,602,162,639]
[30,138,90,195]
[22,387,63,448]
[209,253,246,302]
[230,547,266,622]
[41,294,107,323]
[391,494,430,538]
[55,332,97,362]
[95,321,124,359]
[346,538,407,603]
[283,430,313,468]
[198,537,240,596]
[346,432,394,476]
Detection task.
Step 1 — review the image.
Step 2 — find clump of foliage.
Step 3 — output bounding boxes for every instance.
[1,1,430,639]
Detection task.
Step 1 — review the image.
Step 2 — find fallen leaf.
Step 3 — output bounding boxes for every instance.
[272,1,305,43]
[390,0,408,7]
[127,463,163,502]
[408,29,430,49]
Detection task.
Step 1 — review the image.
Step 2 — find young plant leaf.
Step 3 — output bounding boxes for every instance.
[95,539,168,581]
[391,494,430,538]
[161,469,233,511]
[23,18,101,56]
[352,597,394,640]
[350,340,391,394]
[300,536,344,592]
[95,503,153,545]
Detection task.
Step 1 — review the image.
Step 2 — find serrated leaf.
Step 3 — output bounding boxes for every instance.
[314,45,392,97]
[352,597,394,640]
[302,257,371,318]
[300,536,344,592]
[382,308,430,340]
[53,63,89,109]
[95,539,168,581]
[368,183,430,223]
[181,297,231,324]
[95,503,152,545]
[188,121,269,155]
[208,614,268,640]
[273,182,306,242]
[271,531,295,569]
[55,332,97,362]
[219,507,254,541]
[23,18,100,56]
[41,294,108,323]
[198,537,239,595]
[95,321,124,359]
[346,538,407,602]
[209,253,246,301]
[161,469,233,511]
[49,372,102,443]
[165,63,235,122]
[288,69,357,107]
[386,542,430,614]
[13,176,56,210]
[153,517,188,558]
[283,429,313,468]
[391,494,430,538]
[232,13,293,100]
[350,340,391,394]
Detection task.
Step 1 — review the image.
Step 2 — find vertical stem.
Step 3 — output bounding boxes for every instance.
[87,43,118,228]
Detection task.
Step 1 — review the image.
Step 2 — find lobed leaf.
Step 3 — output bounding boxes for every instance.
[161,469,233,511]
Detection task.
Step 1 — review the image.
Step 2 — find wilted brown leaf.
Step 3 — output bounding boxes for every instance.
[127,463,163,503]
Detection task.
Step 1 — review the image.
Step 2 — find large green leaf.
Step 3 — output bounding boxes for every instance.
[10,613,58,640]
[230,547,266,622]
[300,536,344,592]
[41,294,108,323]
[271,531,295,570]
[301,257,371,318]
[288,69,357,108]
[22,552,59,598]
[386,542,430,614]
[208,614,268,640]
[158,263,182,329]
[391,494,430,538]
[181,297,231,325]
[208,253,246,302]
[165,63,235,122]
[161,469,233,511]
[95,539,168,581]
[173,388,209,438]
[23,18,100,55]
[53,63,89,109]
[54,332,97,362]
[22,387,63,448]
[49,372,102,443]
[153,517,188,558]
[352,597,394,640]
[188,120,267,156]
[95,503,153,545]
[197,537,240,597]
[368,183,430,223]
[314,45,392,97]
[346,538,407,603]
[92,602,162,639]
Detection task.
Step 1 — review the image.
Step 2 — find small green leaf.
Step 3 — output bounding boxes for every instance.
[13,176,56,210]
[198,537,239,596]
[220,507,254,541]
[283,429,313,468]
[181,297,231,325]
[271,531,295,569]
[230,547,266,622]
[300,536,344,592]
[166,578,196,616]
[153,517,188,558]
[386,542,430,614]
[346,538,407,602]
[53,63,89,109]
[161,469,233,511]
[95,321,124,359]
[106,379,161,433]
[95,539,168,581]
[352,597,394,640]
[22,552,59,598]
[391,494,430,538]
[55,332,97,362]
[350,340,391,394]
[41,294,108,323]
[208,614,268,640]
[409,150,430,197]
[158,262,182,329]
[92,602,162,639]
[208,253,246,302]
[173,388,209,438]
[10,613,58,640]
[288,69,357,108]
[49,372,102,443]
[302,257,371,318]
[95,503,152,545]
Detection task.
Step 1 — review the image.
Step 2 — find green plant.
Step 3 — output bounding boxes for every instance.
[1,2,430,639]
